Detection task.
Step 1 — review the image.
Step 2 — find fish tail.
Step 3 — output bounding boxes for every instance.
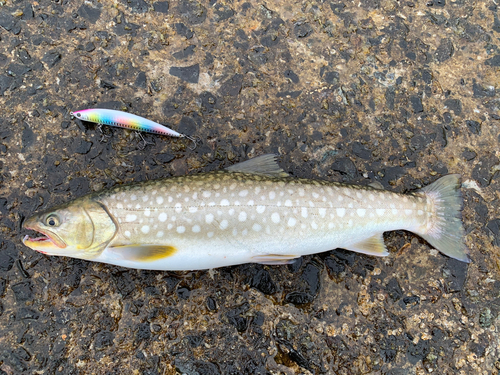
[415,174,470,263]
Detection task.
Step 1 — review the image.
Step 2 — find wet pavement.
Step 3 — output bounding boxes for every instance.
[0,0,500,373]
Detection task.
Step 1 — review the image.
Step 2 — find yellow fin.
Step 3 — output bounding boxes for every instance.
[344,234,389,257]
[251,254,300,265]
[109,245,177,262]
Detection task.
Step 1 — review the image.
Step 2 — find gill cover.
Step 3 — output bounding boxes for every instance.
[23,199,117,260]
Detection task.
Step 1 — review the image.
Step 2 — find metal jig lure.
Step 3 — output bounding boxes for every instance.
[70,108,198,150]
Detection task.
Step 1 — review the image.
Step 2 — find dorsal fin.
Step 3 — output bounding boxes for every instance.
[226,154,289,178]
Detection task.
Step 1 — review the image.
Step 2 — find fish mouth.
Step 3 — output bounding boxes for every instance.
[22,226,67,252]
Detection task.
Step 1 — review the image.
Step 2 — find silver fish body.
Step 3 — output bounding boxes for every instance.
[22,155,469,269]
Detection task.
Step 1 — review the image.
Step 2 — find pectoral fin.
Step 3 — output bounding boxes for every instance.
[108,245,177,262]
[344,234,389,257]
[251,254,300,265]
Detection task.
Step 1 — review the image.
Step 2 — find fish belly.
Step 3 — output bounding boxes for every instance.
[96,172,427,270]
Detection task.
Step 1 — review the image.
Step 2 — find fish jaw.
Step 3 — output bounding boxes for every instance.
[22,227,67,254]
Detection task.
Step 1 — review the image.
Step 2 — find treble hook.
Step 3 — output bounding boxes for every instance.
[183,134,201,150]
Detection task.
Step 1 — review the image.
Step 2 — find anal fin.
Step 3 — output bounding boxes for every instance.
[344,234,389,257]
[251,254,300,265]
[108,245,177,262]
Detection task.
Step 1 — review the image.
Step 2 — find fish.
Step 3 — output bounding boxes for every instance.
[22,154,470,270]
[70,108,197,149]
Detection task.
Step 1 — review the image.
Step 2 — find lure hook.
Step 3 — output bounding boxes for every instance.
[183,134,200,150]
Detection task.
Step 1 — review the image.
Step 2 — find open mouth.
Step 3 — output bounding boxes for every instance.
[22,227,66,250]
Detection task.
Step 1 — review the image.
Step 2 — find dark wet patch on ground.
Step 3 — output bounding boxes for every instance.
[0,0,500,373]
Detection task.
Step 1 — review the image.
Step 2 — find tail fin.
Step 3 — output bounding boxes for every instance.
[415,174,470,263]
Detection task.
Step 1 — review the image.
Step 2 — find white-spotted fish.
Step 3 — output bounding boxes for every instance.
[22,155,469,270]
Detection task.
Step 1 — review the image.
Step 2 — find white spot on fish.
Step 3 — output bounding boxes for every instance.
[357,209,366,217]
[338,195,344,202]
[285,199,292,207]
[418,210,424,215]
[271,212,280,223]
[145,209,150,217]
[189,206,198,213]
[156,196,164,204]
[202,191,211,198]
[177,226,185,233]
[405,209,412,215]
[255,186,261,194]
[125,214,137,222]
[288,217,296,227]
[269,191,276,200]
[135,204,141,209]
[221,199,230,206]
[238,212,247,222]
[175,203,182,213]
[348,219,353,227]
[157,231,164,238]
[356,192,363,199]
[124,231,131,237]
[192,192,198,199]
[336,208,346,217]
[207,232,214,238]
[239,190,248,197]
[247,200,254,206]
[312,192,319,199]
[168,196,173,203]
[369,194,375,201]
[232,228,238,236]
[301,207,308,218]
[376,209,385,216]
[328,222,335,229]
[298,188,305,197]
[192,225,201,233]
[252,223,262,232]
[141,225,150,234]
[158,213,167,222]
[257,205,266,214]
[131,194,137,201]
[167,223,173,230]
[116,203,123,209]
[319,208,327,218]
[311,222,318,230]
[206,213,214,224]
[220,220,228,229]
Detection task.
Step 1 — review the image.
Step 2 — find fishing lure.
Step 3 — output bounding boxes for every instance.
[70,108,197,149]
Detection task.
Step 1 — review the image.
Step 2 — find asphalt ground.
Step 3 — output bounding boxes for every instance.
[0,0,499,374]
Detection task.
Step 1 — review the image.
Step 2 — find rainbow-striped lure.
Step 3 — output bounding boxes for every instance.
[70,108,197,149]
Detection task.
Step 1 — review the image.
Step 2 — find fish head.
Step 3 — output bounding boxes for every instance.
[22,199,117,260]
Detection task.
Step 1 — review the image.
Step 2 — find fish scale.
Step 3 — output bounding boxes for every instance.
[22,155,469,270]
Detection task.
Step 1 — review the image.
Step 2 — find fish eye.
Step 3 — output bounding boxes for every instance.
[45,214,60,227]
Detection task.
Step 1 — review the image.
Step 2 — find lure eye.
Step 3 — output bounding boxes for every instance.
[76,113,81,118]
[45,214,61,227]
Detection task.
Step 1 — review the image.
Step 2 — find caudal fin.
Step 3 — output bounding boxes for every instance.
[416,174,470,263]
